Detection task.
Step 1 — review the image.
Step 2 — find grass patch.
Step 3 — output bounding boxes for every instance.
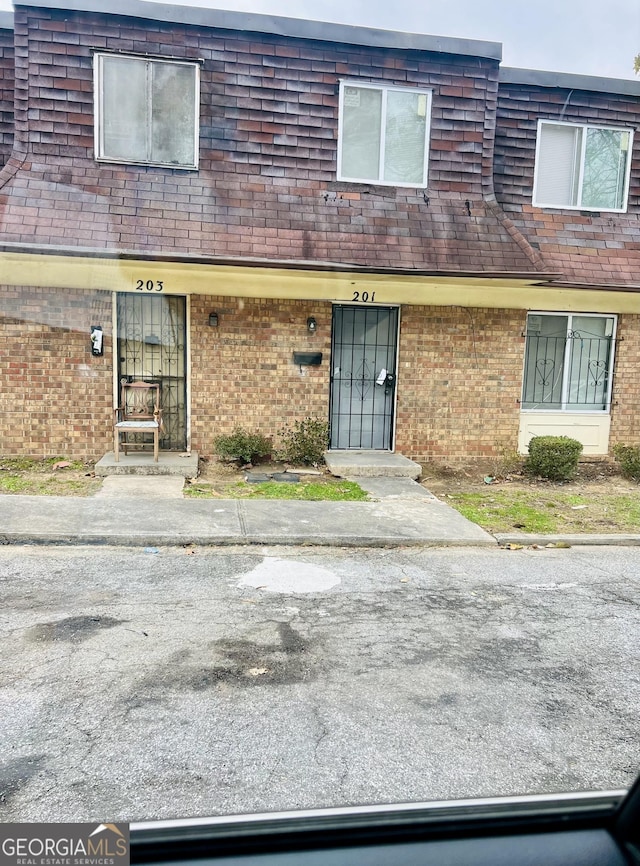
[0,457,100,496]
[186,478,368,501]
[446,489,640,534]
[451,493,556,533]
[0,457,86,472]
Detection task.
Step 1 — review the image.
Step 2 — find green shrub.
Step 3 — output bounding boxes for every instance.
[214,428,272,464]
[613,444,640,482]
[279,417,329,466]
[488,445,524,479]
[525,435,583,482]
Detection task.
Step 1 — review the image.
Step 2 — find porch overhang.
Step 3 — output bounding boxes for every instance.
[1,247,639,313]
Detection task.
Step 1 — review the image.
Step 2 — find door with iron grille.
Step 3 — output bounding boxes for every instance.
[330,305,398,450]
[116,293,187,451]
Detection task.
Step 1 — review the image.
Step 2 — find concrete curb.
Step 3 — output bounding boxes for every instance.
[494,533,640,547]
[0,532,497,548]
[2,530,640,549]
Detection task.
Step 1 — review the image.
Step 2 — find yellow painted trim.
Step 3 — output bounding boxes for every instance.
[1,251,639,313]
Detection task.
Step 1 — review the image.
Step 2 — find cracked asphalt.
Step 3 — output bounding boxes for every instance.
[0,544,639,822]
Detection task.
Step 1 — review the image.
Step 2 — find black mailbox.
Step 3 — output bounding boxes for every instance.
[293,352,323,366]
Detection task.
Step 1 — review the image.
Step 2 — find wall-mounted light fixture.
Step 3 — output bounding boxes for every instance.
[208,312,219,328]
[307,316,317,333]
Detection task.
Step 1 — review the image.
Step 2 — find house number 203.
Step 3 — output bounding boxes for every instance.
[135,279,164,292]
[351,291,376,303]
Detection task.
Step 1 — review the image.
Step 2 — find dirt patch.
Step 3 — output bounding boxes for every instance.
[184,456,366,500]
[420,459,631,497]
[196,455,322,484]
[420,460,640,534]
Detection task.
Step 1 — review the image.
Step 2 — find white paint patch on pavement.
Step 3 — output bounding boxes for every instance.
[238,558,340,593]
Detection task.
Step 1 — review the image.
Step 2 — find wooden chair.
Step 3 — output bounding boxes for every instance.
[114,380,163,462]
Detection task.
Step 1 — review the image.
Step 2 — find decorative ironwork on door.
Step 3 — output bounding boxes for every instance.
[330,305,398,450]
[116,293,187,451]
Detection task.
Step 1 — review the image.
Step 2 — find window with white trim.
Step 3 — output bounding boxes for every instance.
[94,54,199,169]
[521,313,616,412]
[337,82,431,187]
[533,120,632,212]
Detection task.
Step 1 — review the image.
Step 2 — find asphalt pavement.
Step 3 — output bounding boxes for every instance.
[1,544,638,821]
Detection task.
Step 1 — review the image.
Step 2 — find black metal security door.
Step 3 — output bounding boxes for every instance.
[117,293,187,451]
[330,305,398,450]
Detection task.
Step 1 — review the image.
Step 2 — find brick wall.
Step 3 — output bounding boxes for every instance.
[395,305,525,464]
[495,82,640,285]
[0,285,113,458]
[2,285,636,463]
[610,314,640,446]
[189,295,331,455]
[0,25,13,165]
[190,299,528,465]
[0,286,527,465]
[0,6,533,272]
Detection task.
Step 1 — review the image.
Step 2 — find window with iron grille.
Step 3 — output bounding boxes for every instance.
[337,81,431,187]
[521,313,616,412]
[94,53,200,169]
[533,120,632,212]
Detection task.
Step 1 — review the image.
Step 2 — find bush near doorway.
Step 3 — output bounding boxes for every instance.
[213,429,272,465]
[278,417,329,466]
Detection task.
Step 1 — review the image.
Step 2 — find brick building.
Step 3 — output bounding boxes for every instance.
[0,0,638,466]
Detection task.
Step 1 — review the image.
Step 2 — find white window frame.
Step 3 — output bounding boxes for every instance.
[521,311,617,414]
[94,53,200,170]
[337,80,432,188]
[532,119,633,213]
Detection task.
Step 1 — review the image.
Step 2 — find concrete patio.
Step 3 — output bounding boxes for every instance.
[95,451,199,478]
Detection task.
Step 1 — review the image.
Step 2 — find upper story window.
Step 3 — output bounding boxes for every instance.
[94,54,200,170]
[337,82,431,187]
[521,312,616,412]
[533,120,632,212]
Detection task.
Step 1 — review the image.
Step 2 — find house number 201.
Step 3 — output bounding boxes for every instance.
[352,291,376,303]
[135,279,164,292]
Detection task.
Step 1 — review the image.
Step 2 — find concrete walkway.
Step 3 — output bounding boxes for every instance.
[0,487,494,547]
[93,476,186,498]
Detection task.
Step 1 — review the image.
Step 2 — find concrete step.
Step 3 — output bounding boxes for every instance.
[325,450,422,479]
[95,451,199,477]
